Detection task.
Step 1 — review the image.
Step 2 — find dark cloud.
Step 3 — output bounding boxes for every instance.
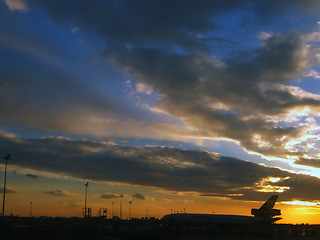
[0,47,125,133]
[294,158,320,168]
[1,133,320,202]
[100,193,121,199]
[108,34,320,158]
[25,0,320,46]
[25,173,39,179]
[44,189,75,197]
[26,0,241,49]
[0,3,156,138]
[24,0,319,159]
[132,193,146,200]
[1,0,320,165]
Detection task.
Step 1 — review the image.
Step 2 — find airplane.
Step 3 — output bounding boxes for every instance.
[161,195,281,226]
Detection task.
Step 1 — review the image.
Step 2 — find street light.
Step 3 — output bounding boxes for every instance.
[129,201,132,220]
[30,201,33,217]
[2,154,10,217]
[84,182,89,218]
[119,194,123,219]
[112,202,114,218]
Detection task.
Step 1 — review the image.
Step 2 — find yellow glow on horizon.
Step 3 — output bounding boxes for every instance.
[282,200,320,207]
[277,203,320,224]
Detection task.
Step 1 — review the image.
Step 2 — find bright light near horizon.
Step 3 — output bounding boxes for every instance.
[268,177,281,183]
[254,177,290,193]
[282,200,320,207]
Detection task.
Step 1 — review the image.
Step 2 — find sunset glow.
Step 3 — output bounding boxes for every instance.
[1,0,320,224]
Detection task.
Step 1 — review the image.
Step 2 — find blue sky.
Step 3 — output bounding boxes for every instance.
[1,0,320,220]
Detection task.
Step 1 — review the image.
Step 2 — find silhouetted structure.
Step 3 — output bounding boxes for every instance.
[129,201,132,220]
[2,154,10,217]
[83,182,91,218]
[119,194,123,219]
[1,215,320,240]
[162,195,281,226]
[97,208,107,218]
[30,201,32,217]
[112,201,114,217]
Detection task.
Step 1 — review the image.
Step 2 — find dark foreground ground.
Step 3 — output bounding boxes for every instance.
[1,216,320,240]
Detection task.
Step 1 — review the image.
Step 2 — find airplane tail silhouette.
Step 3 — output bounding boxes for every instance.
[251,195,281,222]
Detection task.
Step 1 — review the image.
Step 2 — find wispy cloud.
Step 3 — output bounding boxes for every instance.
[0,186,19,194]
[100,193,122,199]
[25,173,40,179]
[132,193,147,200]
[44,189,75,197]
[4,0,27,12]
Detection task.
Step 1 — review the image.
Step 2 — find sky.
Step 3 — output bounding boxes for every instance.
[1,0,320,224]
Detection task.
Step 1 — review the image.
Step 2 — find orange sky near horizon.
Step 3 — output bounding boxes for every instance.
[2,167,320,225]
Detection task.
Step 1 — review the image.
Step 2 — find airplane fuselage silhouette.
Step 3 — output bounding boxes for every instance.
[161,195,281,225]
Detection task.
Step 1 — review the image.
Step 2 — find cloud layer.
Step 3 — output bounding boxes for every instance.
[1,133,320,202]
[1,1,320,171]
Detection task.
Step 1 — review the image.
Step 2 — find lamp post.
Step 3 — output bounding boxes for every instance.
[30,201,33,217]
[112,202,114,218]
[129,201,132,220]
[119,194,123,219]
[2,154,10,217]
[84,182,89,218]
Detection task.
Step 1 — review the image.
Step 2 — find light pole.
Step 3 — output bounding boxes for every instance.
[84,182,89,218]
[129,201,132,220]
[30,201,32,217]
[112,202,114,218]
[2,154,10,217]
[119,194,123,219]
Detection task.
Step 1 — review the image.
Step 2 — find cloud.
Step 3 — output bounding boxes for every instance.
[100,193,121,199]
[24,1,320,47]
[295,158,320,168]
[135,82,153,95]
[44,189,75,197]
[107,34,320,159]
[1,133,320,202]
[258,32,272,40]
[4,0,27,12]
[0,186,19,194]
[25,0,239,49]
[1,1,320,166]
[132,193,146,200]
[25,173,39,179]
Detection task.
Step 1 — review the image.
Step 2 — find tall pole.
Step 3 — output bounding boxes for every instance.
[2,154,10,217]
[129,201,132,220]
[30,201,32,217]
[119,194,123,219]
[112,202,114,218]
[84,182,89,218]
